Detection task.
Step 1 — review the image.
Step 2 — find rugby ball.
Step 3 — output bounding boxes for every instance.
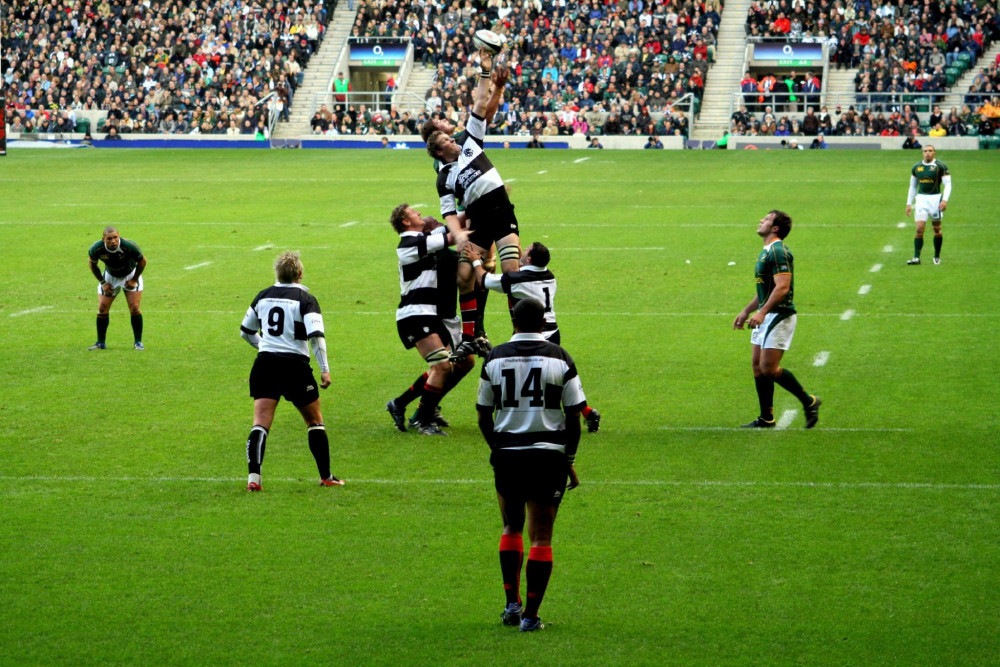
[472,29,505,55]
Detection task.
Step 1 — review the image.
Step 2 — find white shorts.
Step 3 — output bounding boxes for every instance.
[913,193,943,223]
[99,268,143,296]
[442,316,462,350]
[751,312,797,350]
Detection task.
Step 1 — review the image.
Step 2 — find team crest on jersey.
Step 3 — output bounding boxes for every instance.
[463,147,474,158]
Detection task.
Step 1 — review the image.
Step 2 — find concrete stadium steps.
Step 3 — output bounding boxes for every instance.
[403,66,438,115]
[939,42,1000,112]
[691,0,753,140]
[823,67,858,110]
[274,3,358,138]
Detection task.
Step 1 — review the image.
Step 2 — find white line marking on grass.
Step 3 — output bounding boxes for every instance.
[507,178,517,183]
[537,170,548,175]
[185,262,212,270]
[841,309,855,321]
[5,475,994,491]
[883,245,894,252]
[253,244,274,251]
[657,426,913,432]
[897,222,907,228]
[859,284,871,295]
[776,410,798,429]
[813,351,830,366]
[574,157,590,163]
[19,309,1000,319]
[9,306,54,317]
[870,264,883,272]
[553,247,666,251]
[339,221,359,228]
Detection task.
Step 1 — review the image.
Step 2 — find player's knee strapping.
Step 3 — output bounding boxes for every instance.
[424,347,450,367]
[497,243,521,264]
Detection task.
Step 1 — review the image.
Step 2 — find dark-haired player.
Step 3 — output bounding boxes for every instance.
[905,145,951,265]
[733,210,821,429]
[477,298,587,632]
[466,242,603,433]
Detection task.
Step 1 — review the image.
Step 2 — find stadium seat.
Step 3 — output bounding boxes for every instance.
[957,53,972,67]
[96,118,107,133]
[75,118,91,134]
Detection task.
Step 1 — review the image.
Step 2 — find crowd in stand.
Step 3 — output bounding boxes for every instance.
[746,0,998,98]
[2,0,327,136]
[739,0,1000,138]
[729,96,996,137]
[338,0,724,137]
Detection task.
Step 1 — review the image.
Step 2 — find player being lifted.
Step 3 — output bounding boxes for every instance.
[420,64,509,354]
[465,242,603,433]
[905,145,952,265]
[425,48,518,356]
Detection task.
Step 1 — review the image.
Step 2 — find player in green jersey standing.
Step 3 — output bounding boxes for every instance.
[733,210,821,429]
[905,145,951,265]
[87,226,146,350]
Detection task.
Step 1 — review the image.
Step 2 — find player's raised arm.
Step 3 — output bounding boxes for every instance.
[472,49,494,118]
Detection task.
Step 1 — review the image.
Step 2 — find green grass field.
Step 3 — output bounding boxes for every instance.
[1,148,998,665]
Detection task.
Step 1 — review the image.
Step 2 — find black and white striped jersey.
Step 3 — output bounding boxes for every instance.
[477,333,587,452]
[436,112,507,218]
[396,227,449,321]
[484,266,559,337]
[241,283,325,358]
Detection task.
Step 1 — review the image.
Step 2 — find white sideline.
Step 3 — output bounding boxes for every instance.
[9,306,54,317]
[252,244,274,251]
[1,475,995,491]
[657,426,912,432]
[813,351,830,367]
[17,309,1000,318]
[858,285,871,295]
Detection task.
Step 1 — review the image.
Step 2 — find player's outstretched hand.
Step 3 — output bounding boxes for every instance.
[479,48,493,71]
[492,64,509,88]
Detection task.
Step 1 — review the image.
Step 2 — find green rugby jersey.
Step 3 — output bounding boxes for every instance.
[755,239,795,314]
[88,238,143,277]
[911,160,949,195]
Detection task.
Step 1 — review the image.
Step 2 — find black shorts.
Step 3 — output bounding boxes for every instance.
[491,448,569,508]
[249,352,320,407]
[468,190,519,249]
[396,315,451,350]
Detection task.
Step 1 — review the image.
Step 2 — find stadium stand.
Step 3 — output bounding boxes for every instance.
[346,0,724,137]
[731,0,1000,138]
[2,0,329,136]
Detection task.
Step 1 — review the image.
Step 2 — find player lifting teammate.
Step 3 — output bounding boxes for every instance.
[465,242,603,433]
